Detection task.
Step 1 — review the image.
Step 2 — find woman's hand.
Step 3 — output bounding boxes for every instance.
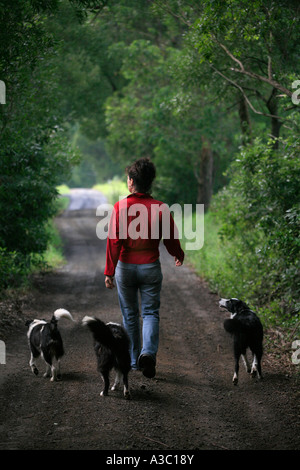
[175,258,183,267]
[105,276,115,289]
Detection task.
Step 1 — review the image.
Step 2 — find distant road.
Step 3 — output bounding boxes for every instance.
[65,188,108,210]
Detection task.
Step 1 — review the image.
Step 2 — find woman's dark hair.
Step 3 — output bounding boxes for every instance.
[126,157,156,193]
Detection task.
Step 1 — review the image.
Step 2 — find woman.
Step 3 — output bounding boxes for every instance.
[104,157,184,378]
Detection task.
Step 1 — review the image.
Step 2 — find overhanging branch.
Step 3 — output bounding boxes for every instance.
[209,63,284,121]
[212,37,292,98]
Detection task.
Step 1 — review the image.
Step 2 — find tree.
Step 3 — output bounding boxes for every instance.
[154,0,300,143]
[105,40,238,206]
[0,0,95,287]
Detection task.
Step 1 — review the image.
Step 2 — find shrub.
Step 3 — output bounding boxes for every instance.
[187,125,300,325]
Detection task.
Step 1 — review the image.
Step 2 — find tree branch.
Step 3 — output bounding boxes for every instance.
[209,63,284,121]
[153,0,193,27]
[230,67,292,97]
[214,37,244,71]
[212,36,293,98]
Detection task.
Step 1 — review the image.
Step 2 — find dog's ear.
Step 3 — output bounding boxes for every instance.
[225,299,234,312]
[25,319,33,327]
[228,299,242,313]
[233,299,246,313]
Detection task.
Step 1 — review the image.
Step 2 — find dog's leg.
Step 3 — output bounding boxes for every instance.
[241,354,251,373]
[111,370,122,391]
[43,361,53,379]
[233,372,238,384]
[251,355,258,378]
[56,359,62,380]
[256,360,262,380]
[233,344,240,385]
[50,364,58,382]
[100,370,110,396]
[43,363,51,378]
[41,349,59,382]
[123,373,131,400]
[251,354,263,379]
[233,355,240,384]
[50,357,63,382]
[256,351,263,379]
[29,353,39,376]
[41,350,52,379]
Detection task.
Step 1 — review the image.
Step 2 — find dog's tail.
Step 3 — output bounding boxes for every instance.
[53,308,74,323]
[82,316,116,349]
[224,318,242,334]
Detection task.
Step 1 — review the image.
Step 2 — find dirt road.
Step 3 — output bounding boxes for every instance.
[0,190,299,453]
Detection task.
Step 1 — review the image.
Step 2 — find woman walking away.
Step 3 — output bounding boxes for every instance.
[104,157,184,378]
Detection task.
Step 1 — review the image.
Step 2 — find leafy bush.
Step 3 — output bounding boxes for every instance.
[0,248,30,289]
[187,124,300,325]
[0,129,78,290]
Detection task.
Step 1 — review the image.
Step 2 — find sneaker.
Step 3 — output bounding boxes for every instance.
[138,354,156,378]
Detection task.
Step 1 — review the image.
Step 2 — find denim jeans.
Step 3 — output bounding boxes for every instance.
[115,259,163,369]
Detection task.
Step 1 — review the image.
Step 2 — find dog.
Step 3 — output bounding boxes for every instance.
[219,298,263,385]
[82,316,131,399]
[26,308,74,381]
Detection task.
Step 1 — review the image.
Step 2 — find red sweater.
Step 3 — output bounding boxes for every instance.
[104,193,185,276]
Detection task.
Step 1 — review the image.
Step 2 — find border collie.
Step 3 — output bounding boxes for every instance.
[82,316,131,399]
[219,298,263,385]
[26,308,74,381]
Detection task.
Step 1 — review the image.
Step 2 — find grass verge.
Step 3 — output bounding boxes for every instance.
[93,177,128,205]
[39,190,70,271]
[183,210,300,375]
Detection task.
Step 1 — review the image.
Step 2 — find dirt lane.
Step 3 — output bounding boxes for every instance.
[0,196,299,451]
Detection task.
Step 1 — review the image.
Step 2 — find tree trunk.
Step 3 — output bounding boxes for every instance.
[196,140,213,211]
[266,88,282,149]
[238,93,252,145]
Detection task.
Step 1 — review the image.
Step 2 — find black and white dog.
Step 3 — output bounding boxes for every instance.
[26,308,74,381]
[82,316,131,399]
[219,298,263,385]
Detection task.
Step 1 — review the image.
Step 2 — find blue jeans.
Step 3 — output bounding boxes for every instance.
[115,259,163,369]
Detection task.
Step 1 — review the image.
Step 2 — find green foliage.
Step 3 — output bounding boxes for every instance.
[0,0,81,289]
[188,119,300,322]
[0,125,79,253]
[178,0,300,145]
[93,178,128,204]
[41,220,66,271]
[0,0,299,332]
[183,211,226,289]
[105,40,238,205]
[0,126,78,288]
[67,130,123,187]
[0,248,30,290]
[189,0,299,88]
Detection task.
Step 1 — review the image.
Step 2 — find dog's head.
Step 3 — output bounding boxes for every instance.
[219,298,249,314]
